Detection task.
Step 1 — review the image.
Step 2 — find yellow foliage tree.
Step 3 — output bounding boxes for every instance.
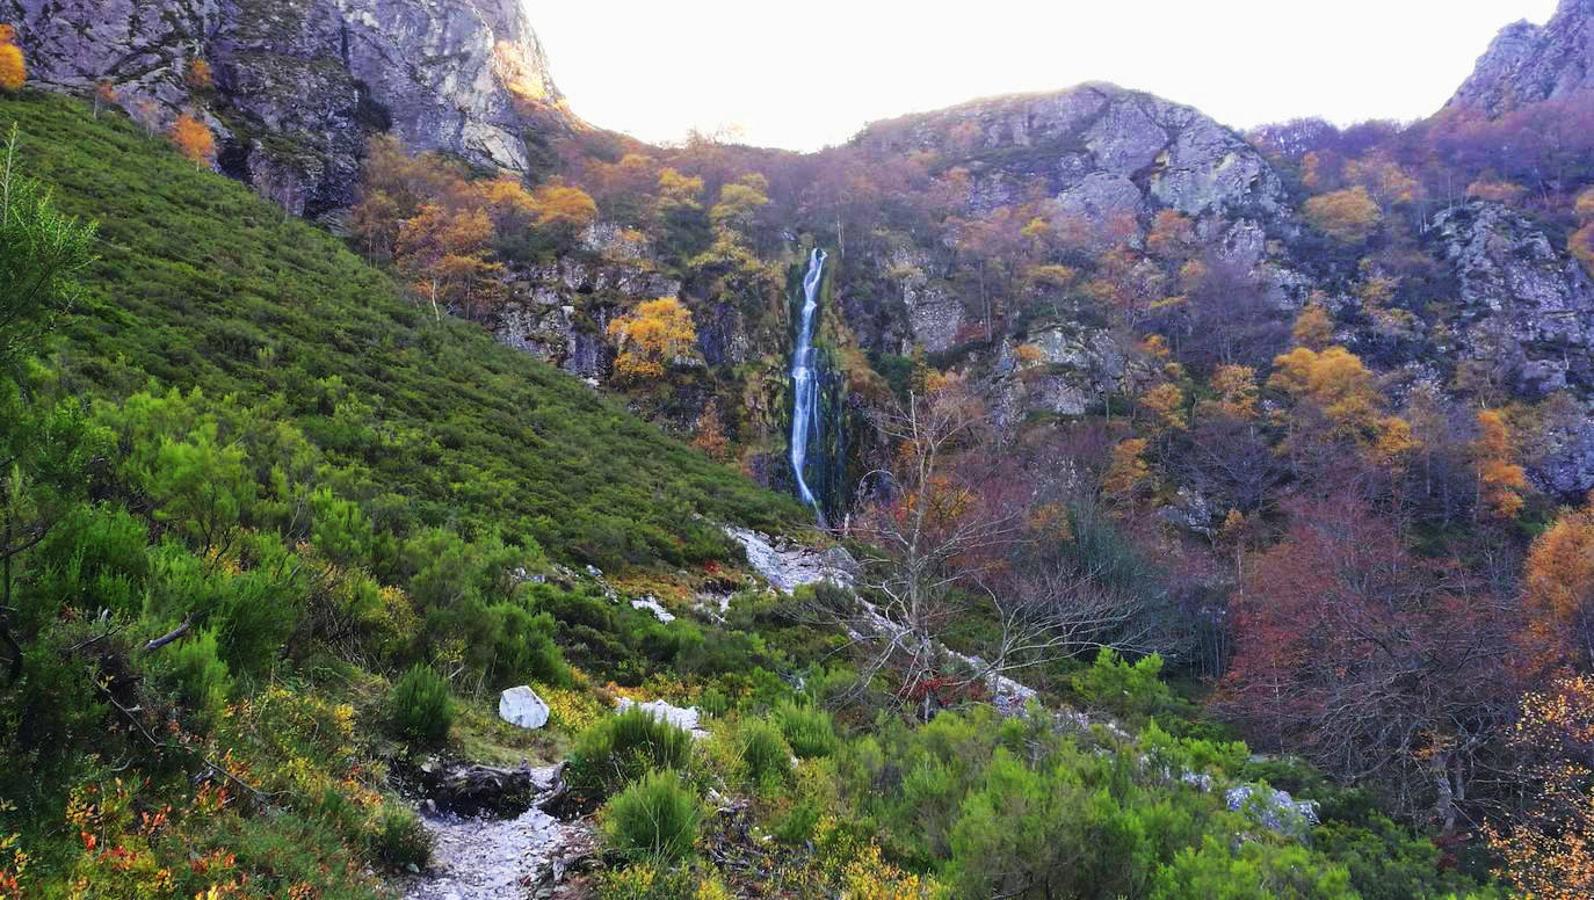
[0,26,24,94]
[1303,186,1382,244]
[1269,345,1414,465]
[1474,409,1529,520]
[1485,674,1594,899]
[1102,438,1151,502]
[168,113,216,165]
[607,297,698,383]
[530,181,598,232]
[1139,382,1187,435]
[708,173,769,234]
[1204,364,1259,421]
[1521,499,1594,669]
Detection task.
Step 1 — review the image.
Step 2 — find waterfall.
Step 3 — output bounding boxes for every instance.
[789,247,828,524]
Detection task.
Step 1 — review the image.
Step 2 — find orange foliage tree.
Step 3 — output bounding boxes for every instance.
[1473,409,1528,520]
[185,58,213,91]
[1268,345,1415,467]
[1302,186,1382,244]
[0,25,24,94]
[394,204,502,320]
[606,297,698,383]
[168,114,216,166]
[1521,498,1594,669]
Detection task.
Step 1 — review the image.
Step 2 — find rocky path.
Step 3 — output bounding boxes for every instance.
[403,765,589,900]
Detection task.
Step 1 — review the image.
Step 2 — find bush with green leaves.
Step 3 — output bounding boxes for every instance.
[774,701,839,758]
[1069,647,1174,723]
[601,770,700,864]
[565,707,694,801]
[389,664,453,746]
[368,804,433,873]
[156,628,233,730]
[739,720,792,786]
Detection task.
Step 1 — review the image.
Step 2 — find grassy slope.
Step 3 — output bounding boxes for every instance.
[0,92,799,567]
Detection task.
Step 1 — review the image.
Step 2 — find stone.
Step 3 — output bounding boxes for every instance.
[615,697,707,737]
[1225,784,1319,838]
[629,596,675,624]
[498,686,550,730]
[723,526,857,594]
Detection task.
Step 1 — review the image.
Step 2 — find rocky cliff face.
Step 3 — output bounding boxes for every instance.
[857,83,1290,226]
[4,0,569,215]
[1448,0,1594,115]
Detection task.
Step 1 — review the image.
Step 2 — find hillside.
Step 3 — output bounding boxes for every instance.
[0,90,1501,900]
[0,92,795,568]
[6,0,1594,895]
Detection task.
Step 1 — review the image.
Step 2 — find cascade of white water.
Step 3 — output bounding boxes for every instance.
[789,248,828,522]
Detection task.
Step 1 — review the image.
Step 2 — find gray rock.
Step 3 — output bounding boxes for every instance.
[615,697,706,737]
[1225,784,1319,838]
[498,686,550,730]
[1448,0,1594,116]
[1432,201,1594,399]
[5,0,571,216]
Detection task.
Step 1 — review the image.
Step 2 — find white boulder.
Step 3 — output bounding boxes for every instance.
[498,685,551,730]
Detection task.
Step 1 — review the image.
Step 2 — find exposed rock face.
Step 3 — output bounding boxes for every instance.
[1431,201,1594,398]
[857,82,1288,224]
[5,0,569,215]
[1448,0,1594,116]
[849,82,1299,354]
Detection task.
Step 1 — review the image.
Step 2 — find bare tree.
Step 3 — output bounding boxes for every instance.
[832,379,1162,713]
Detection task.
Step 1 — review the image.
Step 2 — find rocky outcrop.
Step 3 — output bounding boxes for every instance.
[1431,201,1594,398]
[1448,0,1594,116]
[5,0,571,215]
[856,82,1289,224]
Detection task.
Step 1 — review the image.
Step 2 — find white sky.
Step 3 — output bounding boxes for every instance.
[526,0,1561,151]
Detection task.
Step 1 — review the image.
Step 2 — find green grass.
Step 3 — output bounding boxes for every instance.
[0,91,800,569]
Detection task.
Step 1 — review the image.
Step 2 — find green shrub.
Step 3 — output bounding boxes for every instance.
[159,627,233,730]
[566,707,693,801]
[601,770,700,864]
[774,702,839,758]
[368,804,433,872]
[389,664,453,746]
[485,602,569,688]
[1070,647,1173,722]
[740,720,792,785]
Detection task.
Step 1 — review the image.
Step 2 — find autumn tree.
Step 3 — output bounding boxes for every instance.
[393,203,502,320]
[1572,187,1594,275]
[1290,303,1334,350]
[1521,498,1594,670]
[690,399,729,461]
[1101,438,1151,503]
[1303,186,1382,244]
[1268,345,1416,470]
[1473,408,1529,520]
[0,26,24,94]
[168,113,216,166]
[529,179,597,239]
[92,80,116,118]
[606,297,698,384]
[1485,674,1594,899]
[185,57,213,91]
[1220,496,1517,829]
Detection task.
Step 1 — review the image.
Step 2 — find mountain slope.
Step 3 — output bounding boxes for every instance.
[1448,0,1594,115]
[3,0,574,214]
[1,91,796,568]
